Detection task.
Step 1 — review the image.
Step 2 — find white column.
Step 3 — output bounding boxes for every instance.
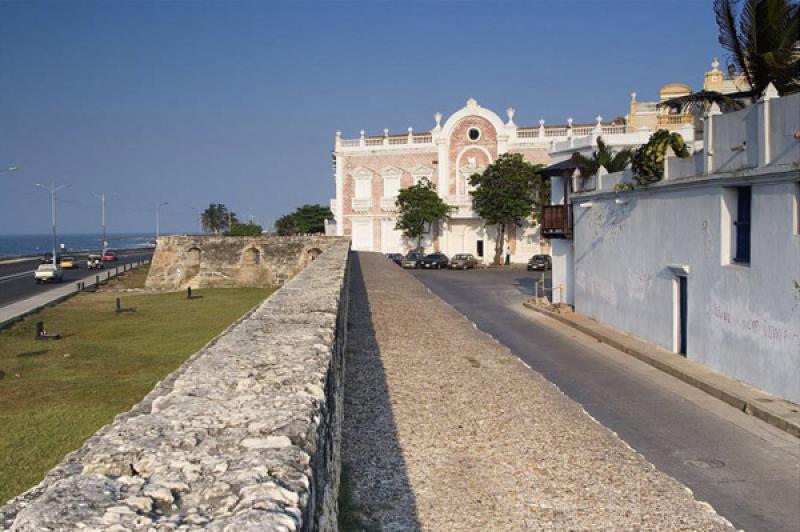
[703,103,721,175]
[334,152,345,236]
[759,83,779,167]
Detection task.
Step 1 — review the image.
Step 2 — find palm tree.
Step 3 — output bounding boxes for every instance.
[572,137,634,178]
[662,0,799,114]
[201,204,238,233]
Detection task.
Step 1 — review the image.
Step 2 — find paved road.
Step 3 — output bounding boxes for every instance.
[410,267,800,532]
[0,251,153,308]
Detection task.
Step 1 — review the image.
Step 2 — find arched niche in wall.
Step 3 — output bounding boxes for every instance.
[182,246,202,285]
[242,247,262,267]
[307,247,323,261]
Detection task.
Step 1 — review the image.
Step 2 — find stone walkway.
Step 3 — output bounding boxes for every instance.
[342,252,733,531]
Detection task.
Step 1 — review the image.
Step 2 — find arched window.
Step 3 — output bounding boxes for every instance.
[243,247,261,266]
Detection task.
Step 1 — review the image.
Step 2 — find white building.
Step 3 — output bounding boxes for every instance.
[331,98,637,263]
[547,87,800,403]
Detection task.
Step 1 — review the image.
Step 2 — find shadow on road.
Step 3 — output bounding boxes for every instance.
[340,253,421,531]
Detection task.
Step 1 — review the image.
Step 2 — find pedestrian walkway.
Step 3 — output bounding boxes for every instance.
[0,261,148,330]
[341,252,733,530]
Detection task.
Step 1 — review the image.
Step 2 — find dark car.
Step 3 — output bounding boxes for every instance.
[386,253,404,266]
[527,254,552,271]
[401,252,423,269]
[449,253,478,270]
[102,251,118,262]
[40,252,62,264]
[419,253,449,269]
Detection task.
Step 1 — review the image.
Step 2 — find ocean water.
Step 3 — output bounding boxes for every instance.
[0,233,156,258]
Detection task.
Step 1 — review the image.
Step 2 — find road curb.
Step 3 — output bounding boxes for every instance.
[522,302,800,439]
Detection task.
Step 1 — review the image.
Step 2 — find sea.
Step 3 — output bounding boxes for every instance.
[0,233,156,258]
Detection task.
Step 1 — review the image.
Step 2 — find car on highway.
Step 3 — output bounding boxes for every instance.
[449,253,478,270]
[419,252,449,269]
[59,256,78,269]
[40,252,61,265]
[386,253,404,266]
[87,254,104,269]
[102,251,118,262]
[401,252,424,269]
[34,264,63,284]
[527,254,552,271]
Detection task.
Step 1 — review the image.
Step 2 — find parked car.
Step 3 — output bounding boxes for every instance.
[527,254,552,271]
[420,253,449,269]
[40,252,61,264]
[34,264,63,284]
[87,254,104,269]
[401,252,424,269]
[449,253,478,270]
[59,256,78,269]
[386,253,404,266]
[102,251,118,262]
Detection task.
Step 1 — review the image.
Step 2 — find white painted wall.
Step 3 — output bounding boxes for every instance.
[572,179,800,402]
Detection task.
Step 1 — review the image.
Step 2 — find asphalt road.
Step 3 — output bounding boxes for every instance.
[0,250,153,308]
[410,266,800,532]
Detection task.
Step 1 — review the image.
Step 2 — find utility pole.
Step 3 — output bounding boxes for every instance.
[156,201,168,240]
[35,182,69,267]
[92,192,115,254]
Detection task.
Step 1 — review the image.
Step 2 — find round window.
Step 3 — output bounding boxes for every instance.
[467,127,481,141]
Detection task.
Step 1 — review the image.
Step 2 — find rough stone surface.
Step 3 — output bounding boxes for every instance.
[342,251,734,530]
[1,240,351,531]
[145,234,343,291]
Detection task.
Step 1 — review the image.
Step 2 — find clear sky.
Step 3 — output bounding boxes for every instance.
[0,0,726,235]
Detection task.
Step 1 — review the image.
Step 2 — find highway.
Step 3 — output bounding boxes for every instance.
[0,250,154,308]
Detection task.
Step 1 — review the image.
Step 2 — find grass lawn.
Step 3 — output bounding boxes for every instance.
[0,269,271,503]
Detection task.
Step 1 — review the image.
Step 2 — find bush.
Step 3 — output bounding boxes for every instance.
[225,222,263,236]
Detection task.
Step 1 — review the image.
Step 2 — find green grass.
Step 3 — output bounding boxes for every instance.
[0,280,271,503]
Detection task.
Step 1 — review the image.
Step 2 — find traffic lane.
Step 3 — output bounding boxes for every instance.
[0,251,153,308]
[409,268,800,532]
[0,258,41,279]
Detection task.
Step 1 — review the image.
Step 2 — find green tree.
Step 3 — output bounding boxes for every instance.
[631,130,691,186]
[394,178,452,252]
[201,204,238,234]
[275,204,333,235]
[662,0,799,114]
[225,222,263,236]
[469,153,543,265]
[573,137,634,179]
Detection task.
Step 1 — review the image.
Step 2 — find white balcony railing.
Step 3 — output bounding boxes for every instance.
[380,197,397,210]
[339,134,435,151]
[352,198,371,210]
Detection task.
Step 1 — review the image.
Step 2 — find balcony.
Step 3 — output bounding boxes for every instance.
[351,198,371,211]
[657,114,695,126]
[541,204,573,239]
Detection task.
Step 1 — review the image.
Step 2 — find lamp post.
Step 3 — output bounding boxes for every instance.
[156,201,168,240]
[92,192,117,254]
[34,182,70,267]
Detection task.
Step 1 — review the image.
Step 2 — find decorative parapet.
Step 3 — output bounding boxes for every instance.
[1,240,352,531]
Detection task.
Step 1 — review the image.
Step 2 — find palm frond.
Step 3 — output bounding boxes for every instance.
[658,90,748,116]
[716,0,753,89]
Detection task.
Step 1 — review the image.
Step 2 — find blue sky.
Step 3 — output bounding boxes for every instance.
[0,1,725,235]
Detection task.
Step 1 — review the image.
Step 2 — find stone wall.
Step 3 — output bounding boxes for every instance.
[145,235,343,291]
[1,239,351,531]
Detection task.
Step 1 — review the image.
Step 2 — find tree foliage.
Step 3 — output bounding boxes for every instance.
[225,222,263,236]
[275,204,333,235]
[573,137,634,178]
[201,204,238,234]
[394,178,452,251]
[468,153,544,264]
[631,130,691,186]
[662,0,799,114]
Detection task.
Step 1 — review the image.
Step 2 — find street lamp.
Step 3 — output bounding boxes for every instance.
[156,202,168,240]
[34,182,70,267]
[91,192,118,254]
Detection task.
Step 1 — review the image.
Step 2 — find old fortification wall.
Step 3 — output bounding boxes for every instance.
[145,235,342,291]
[2,239,351,531]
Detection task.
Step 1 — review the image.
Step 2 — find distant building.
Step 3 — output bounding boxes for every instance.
[545,87,800,402]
